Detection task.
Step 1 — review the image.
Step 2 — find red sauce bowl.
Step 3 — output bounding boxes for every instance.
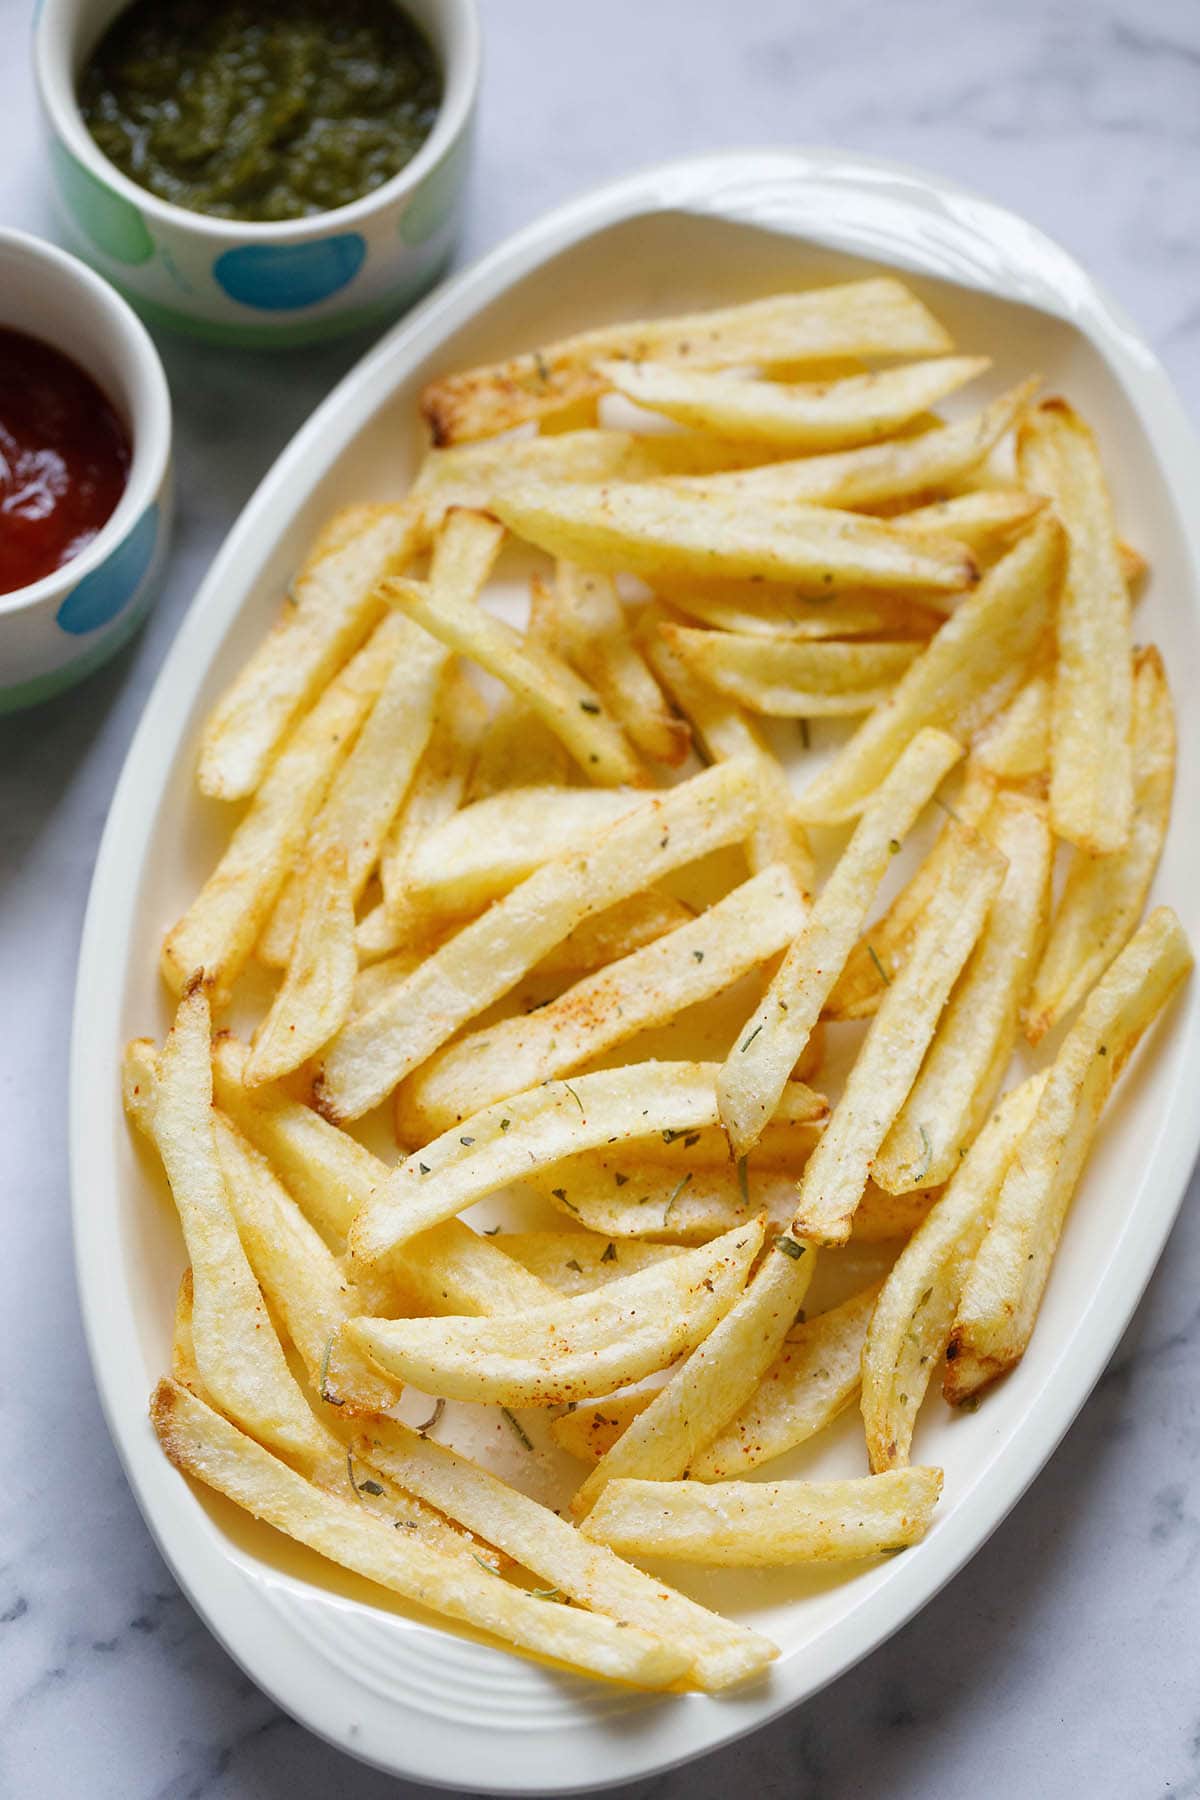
[0,229,171,712]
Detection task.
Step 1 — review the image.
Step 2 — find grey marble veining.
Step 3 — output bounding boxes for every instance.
[3,0,1200,1793]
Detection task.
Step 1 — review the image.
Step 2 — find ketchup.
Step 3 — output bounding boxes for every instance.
[0,327,131,595]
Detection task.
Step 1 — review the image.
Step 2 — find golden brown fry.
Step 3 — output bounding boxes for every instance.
[245,850,357,1085]
[946,908,1192,1399]
[1018,398,1134,853]
[659,624,920,717]
[580,1468,943,1565]
[420,279,953,442]
[1025,646,1174,1043]
[197,505,420,801]
[717,726,963,1157]
[795,514,1063,824]
[554,563,690,765]
[654,579,942,642]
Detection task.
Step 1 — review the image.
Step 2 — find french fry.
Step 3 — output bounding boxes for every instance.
[209,1036,556,1316]
[317,757,760,1122]
[570,1235,818,1515]
[356,1422,777,1690]
[551,1390,657,1461]
[380,573,642,787]
[692,1283,880,1480]
[659,625,920,717]
[890,488,1047,561]
[398,864,808,1135]
[717,726,964,1157]
[151,1380,691,1690]
[210,1115,401,1414]
[351,1058,825,1265]
[792,830,1006,1244]
[600,354,988,450]
[554,564,690,765]
[196,505,421,801]
[162,615,405,1005]
[493,1232,685,1294]
[399,785,643,916]
[534,890,694,977]
[971,663,1051,778]
[244,850,356,1085]
[655,580,943,643]
[1018,399,1134,853]
[1025,647,1174,1043]
[420,279,953,442]
[659,380,1038,511]
[531,1132,822,1245]
[368,666,489,954]
[873,793,1053,1191]
[640,608,813,894]
[851,1181,938,1241]
[343,1219,764,1405]
[862,1075,1045,1471]
[946,908,1192,1399]
[494,483,977,595]
[825,764,997,1021]
[580,1468,943,1565]
[171,1269,200,1393]
[143,991,336,1470]
[414,430,780,530]
[795,515,1062,824]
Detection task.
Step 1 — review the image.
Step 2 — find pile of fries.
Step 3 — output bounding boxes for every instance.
[128,275,1191,1692]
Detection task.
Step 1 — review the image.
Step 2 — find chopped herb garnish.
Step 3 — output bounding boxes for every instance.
[472,1552,502,1577]
[318,1336,345,1406]
[683,1132,701,1148]
[867,944,891,986]
[500,1406,533,1450]
[416,1397,445,1436]
[889,837,901,853]
[776,1235,806,1260]
[418,1162,431,1175]
[912,1124,933,1184]
[530,1587,565,1602]
[579,699,601,715]
[600,1241,617,1263]
[693,949,705,963]
[741,1023,764,1053]
[565,1258,583,1273]
[663,1171,692,1225]
[614,1172,630,1187]
[483,1224,502,1236]
[460,1135,475,1146]
[533,349,551,384]
[1098,1043,1108,1056]
[661,1127,686,1144]
[359,1478,384,1497]
[499,1118,511,1132]
[562,1081,585,1114]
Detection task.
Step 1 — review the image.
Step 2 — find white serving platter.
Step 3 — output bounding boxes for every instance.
[71,149,1200,1793]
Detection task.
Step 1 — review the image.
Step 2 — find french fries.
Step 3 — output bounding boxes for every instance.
[351,1060,824,1265]
[946,909,1191,1399]
[717,726,963,1157]
[196,505,420,801]
[244,850,356,1084]
[659,625,920,717]
[1018,399,1134,853]
[873,793,1052,1191]
[495,483,977,594]
[152,1380,690,1689]
[343,1219,764,1405]
[421,278,954,442]
[795,514,1063,823]
[600,354,988,450]
[135,278,1188,1691]
[862,1075,1045,1471]
[398,863,808,1135]
[317,758,759,1121]
[1025,647,1174,1042]
[581,1468,943,1565]
[792,830,1006,1243]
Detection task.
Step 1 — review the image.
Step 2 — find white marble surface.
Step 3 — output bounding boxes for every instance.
[3,0,1200,1793]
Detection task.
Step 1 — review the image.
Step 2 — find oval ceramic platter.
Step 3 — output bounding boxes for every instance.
[71,150,1200,1792]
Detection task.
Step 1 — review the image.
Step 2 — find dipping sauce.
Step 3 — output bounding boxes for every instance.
[79,0,443,224]
[0,328,131,596]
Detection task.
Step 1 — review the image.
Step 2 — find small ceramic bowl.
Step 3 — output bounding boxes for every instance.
[0,229,172,713]
[33,0,481,348]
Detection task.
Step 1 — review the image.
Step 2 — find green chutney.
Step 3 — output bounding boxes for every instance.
[79,0,443,223]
